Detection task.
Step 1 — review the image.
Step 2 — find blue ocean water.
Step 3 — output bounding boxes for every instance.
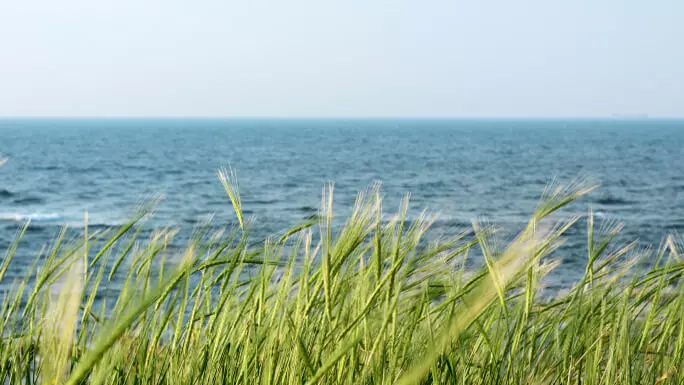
[1,118,683,289]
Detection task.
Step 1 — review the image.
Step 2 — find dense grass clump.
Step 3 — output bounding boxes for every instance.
[1,169,683,385]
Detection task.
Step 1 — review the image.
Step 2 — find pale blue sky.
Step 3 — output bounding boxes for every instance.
[0,0,682,117]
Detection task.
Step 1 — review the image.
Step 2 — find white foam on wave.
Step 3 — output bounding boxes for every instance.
[64,219,125,228]
[0,212,62,222]
[0,211,127,228]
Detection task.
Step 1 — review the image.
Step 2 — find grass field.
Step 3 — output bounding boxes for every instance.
[1,169,683,384]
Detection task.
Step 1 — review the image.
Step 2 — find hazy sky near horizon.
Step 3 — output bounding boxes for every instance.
[0,0,682,117]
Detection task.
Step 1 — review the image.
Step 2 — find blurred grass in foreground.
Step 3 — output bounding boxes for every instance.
[0,167,682,385]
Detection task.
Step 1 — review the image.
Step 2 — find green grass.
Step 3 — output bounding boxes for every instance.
[1,169,683,384]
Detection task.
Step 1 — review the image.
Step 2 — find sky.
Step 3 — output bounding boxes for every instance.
[0,0,682,118]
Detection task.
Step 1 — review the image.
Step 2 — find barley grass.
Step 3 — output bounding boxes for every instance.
[0,169,683,384]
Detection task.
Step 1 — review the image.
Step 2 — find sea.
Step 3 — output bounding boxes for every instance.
[1,118,683,291]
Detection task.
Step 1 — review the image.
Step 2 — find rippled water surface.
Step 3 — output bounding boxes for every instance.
[1,118,683,288]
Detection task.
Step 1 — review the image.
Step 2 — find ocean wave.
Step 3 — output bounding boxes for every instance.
[0,212,61,222]
[2,217,125,232]
[594,196,635,206]
[0,189,15,198]
[63,222,120,230]
[295,205,318,213]
[12,196,45,205]
[243,199,281,205]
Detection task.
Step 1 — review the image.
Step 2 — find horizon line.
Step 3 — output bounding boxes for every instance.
[1,115,682,120]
